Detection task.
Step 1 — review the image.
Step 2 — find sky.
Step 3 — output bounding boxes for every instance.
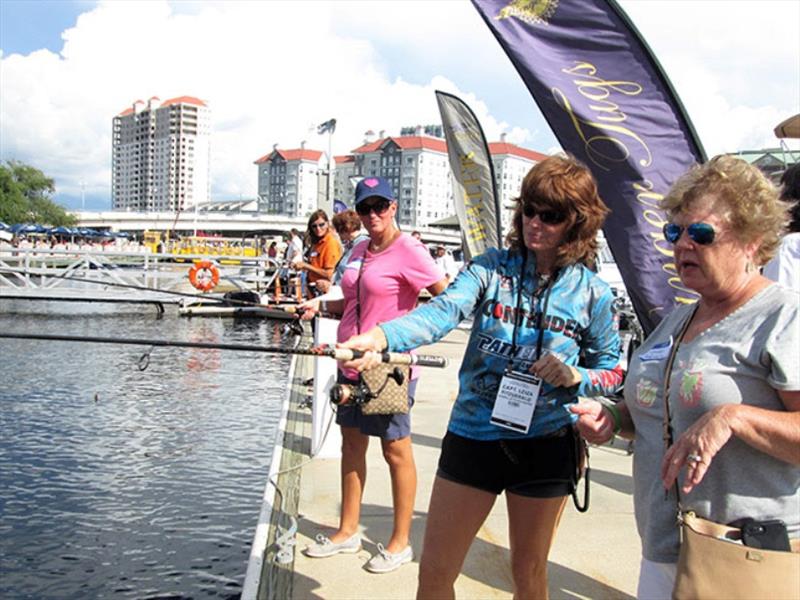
[1,0,798,211]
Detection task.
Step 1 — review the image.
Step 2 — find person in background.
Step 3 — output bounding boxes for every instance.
[433,244,459,283]
[315,209,367,295]
[572,155,800,600]
[411,230,422,241]
[267,240,278,259]
[285,228,303,264]
[292,210,342,297]
[340,155,622,598]
[299,177,448,574]
[763,163,800,291]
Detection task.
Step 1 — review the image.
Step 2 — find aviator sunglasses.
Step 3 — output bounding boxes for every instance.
[356,199,392,216]
[522,205,567,225]
[662,222,716,245]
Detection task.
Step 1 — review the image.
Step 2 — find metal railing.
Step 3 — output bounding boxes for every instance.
[0,248,280,304]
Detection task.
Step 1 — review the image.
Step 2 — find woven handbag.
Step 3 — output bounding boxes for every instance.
[359,364,410,415]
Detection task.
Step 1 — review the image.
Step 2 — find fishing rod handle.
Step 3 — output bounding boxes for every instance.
[330,348,448,368]
[396,353,449,369]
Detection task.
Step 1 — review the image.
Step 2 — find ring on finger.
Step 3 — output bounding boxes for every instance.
[686,452,703,464]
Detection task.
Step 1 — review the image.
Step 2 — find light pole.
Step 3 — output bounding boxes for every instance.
[317,118,336,214]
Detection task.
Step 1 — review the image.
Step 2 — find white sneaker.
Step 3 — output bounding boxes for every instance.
[365,543,413,573]
[303,533,361,558]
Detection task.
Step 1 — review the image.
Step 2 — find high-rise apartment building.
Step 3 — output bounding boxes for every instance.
[332,155,357,205]
[254,144,325,217]
[112,96,210,211]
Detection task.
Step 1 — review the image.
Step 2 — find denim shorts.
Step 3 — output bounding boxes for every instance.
[436,429,576,497]
[335,373,417,440]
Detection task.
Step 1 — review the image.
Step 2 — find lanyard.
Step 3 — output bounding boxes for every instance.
[508,251,558,371]
[355,245,368,334]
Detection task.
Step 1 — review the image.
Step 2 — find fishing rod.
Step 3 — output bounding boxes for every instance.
[0,332,449,368]
[0,265,298,309]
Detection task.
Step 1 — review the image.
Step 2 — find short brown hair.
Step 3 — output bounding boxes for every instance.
[661,155,790,265]
[506,154,609,268]
[332,209,361,235]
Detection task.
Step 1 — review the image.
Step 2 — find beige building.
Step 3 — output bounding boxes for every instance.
[252,129,547,230]
[254,144,325,217]
[340,130,454,228]
[112,96,210,212]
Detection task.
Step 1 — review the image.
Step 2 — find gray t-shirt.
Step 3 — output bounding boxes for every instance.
[624,284,800,563]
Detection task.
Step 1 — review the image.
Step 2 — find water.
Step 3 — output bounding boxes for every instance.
[0,305,296,599]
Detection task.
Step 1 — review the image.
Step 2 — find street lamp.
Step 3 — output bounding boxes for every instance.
[317,118,336,213]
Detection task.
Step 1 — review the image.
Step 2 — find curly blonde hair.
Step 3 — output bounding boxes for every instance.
[506,154,609,268]
[661,155,790,265]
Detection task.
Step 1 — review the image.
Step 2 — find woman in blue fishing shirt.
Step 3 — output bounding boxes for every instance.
[340,155,623,599]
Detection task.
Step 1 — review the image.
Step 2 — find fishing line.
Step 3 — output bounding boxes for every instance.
[0,332,449,368]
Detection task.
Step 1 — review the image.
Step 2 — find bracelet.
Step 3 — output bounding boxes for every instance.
[605,403,622,434]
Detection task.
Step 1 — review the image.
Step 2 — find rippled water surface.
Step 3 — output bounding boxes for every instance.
[0,305,294,599]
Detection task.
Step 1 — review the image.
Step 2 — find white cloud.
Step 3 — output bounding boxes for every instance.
[620,0,800,155]
[1,0,797,208]
[1,0,506,204]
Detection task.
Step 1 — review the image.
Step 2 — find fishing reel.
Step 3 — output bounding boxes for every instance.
[329,367,406,406]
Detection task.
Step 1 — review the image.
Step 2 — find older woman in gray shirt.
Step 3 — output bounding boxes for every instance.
[572,155,800,599]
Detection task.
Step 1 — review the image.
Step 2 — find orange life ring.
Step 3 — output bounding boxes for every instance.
[188,260,220,292]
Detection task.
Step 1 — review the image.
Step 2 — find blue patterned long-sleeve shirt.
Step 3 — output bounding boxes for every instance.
[380,247,623,439]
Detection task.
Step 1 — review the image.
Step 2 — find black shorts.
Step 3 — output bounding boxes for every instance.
[437,429,577,498]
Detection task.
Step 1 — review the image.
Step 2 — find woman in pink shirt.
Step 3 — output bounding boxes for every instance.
[299,177,448,573]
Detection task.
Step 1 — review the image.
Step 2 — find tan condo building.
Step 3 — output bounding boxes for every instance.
[112,96,210,212]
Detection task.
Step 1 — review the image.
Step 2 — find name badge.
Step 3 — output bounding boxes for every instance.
[490,371,542,434]
[639,337,673,362]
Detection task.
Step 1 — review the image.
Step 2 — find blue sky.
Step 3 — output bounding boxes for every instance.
[1,0,798,211]
[0,1,88,54]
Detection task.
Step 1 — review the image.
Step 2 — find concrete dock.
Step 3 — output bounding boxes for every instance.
[260,328,641,599]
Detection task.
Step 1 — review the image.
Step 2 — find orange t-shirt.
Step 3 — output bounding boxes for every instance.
[308,231,342,284]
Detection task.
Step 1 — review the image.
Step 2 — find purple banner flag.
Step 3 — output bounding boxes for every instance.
[436,90,502,260]
[472,0,706,334]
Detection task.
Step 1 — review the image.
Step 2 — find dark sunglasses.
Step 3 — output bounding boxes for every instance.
[522,205,567,225]
[662,222,716,245]
[311,221,328,229]
[356,199,391,216]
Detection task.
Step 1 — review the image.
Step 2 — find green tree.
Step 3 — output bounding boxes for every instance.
[0,160,76,226]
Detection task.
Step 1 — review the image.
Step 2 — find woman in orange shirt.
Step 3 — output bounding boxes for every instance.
[292,209,342,296]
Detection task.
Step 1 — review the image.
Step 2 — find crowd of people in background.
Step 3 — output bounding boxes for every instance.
[269,208,463,301]
[0,234,145,255]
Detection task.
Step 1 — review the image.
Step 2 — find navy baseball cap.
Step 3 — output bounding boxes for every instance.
[354,177,394,205]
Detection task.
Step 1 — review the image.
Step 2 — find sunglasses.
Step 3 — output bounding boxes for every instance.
[356,199,391,216]
[311,221,328,229]
[662,222,716,245]
[522,205,567,225]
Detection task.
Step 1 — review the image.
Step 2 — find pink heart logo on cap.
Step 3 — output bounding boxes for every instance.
[363,178,379,188]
